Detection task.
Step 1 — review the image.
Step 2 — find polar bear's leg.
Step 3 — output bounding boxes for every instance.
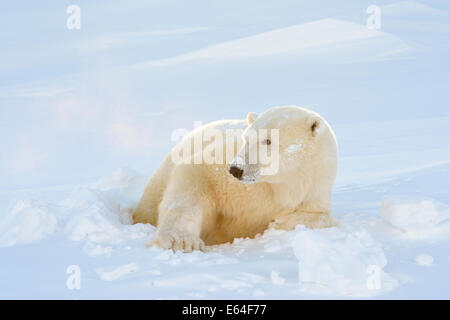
[146,166,214,252]
[147,202,207,252]
[269,211,336,231]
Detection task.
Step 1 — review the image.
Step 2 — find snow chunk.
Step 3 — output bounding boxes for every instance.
[380,197,450,238]
[284,140,303,154]
[64,206,122,242]
[415,254,434,266]
[292,227,397,297]
[83,242,113,256]
[270,271,285,285]
[96,263,140,281]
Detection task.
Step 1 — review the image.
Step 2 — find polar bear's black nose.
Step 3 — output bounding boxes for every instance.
[229,166,243,180]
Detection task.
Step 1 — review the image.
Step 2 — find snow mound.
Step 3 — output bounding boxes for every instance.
[292,227,398,297]
[0,200,58,247]
[380,197,450,238]
[0,167,153,250]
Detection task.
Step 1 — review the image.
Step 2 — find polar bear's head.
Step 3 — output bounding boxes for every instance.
[229,106,337,185]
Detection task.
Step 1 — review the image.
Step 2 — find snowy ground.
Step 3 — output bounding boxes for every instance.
[0,0,449,299]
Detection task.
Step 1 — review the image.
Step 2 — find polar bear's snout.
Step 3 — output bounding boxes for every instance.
[229,155,260,183]
[229,165,244,180]
[230,156,245,180]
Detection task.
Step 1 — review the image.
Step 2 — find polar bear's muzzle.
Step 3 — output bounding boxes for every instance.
[229,156,245,180]
[229,156,260,183]
[229,165,244,180]
[229,165,259,183]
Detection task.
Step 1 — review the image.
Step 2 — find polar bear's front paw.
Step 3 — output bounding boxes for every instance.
[146,232,205,253]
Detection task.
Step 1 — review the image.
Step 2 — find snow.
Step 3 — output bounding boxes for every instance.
[293,227,398,297]
[1,167,447,298]
[285,141,303,154]
[96,262,140,281]
[380,197,450,238]
[415,254,434,266]
[1,0,450,299]
[137,18,411,67]
[270,271,286,285]
[0,200,58,247]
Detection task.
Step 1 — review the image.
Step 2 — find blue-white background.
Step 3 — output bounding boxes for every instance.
[0,0,449,298]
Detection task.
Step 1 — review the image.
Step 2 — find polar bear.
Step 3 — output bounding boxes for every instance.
[133,106,338,252]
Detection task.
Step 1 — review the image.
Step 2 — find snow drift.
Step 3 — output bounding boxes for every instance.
[381,196,450,238]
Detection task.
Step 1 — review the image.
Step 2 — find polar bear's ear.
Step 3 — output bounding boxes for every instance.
[308,117,322,137]
[247,112,258,125]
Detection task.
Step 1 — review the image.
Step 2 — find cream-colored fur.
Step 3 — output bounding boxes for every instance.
[133,106,338,252]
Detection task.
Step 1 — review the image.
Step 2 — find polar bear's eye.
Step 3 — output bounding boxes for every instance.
[262,139,271,145]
